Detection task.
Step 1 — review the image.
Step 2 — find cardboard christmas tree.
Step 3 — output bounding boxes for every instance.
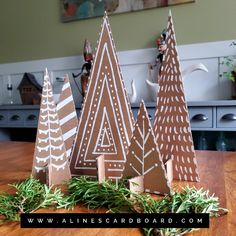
[123,101,171,195]
[57,75,78,160]
[32,69,71,186]
[70,12,134,179]
[153,11,199,182]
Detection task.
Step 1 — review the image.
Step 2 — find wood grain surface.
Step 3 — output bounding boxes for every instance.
[0,142,235,236]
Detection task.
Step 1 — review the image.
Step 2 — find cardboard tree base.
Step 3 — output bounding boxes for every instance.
[123,101,171,195]
[129,176,144,193]
[128,159,173,194]
[97,155,105,183]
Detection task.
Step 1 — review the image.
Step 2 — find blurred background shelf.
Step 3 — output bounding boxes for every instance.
[1,100,236,151]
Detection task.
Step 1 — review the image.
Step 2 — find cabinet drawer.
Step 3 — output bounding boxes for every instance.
[24,110,39,127]
[217,107,236,128]
[0,111,8,125]
[189,107,213,128]
[8,111,24,127]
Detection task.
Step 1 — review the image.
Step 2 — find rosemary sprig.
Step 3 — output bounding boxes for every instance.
[67,176,133,211]
[0,194,19,222]
[0,177,72,223]
[0,176,228,236]
[137,187,228,236]
[66,177,228,236]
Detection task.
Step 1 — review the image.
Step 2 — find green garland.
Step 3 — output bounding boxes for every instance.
[0,176,228,236]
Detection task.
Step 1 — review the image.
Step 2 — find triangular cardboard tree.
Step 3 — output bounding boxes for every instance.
[153,11,199,182]
[123,101,171,195]
[57,75,78,160]
[70,12,134,179]
[32,69,71,186]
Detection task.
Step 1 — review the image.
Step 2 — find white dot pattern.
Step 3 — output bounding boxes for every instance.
[70,13,134,179]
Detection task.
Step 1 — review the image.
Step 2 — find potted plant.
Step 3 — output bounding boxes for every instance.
[220,41,236,98]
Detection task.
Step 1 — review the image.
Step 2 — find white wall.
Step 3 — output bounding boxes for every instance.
[0,40,235,105]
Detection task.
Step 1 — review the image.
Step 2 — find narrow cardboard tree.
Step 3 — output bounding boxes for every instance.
[153,11,199,182]
[57,75,78,160]
[32,69,71,186]
[70,12,134,179]
[123,101,171,195]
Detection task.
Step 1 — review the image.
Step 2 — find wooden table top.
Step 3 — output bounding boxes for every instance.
[0,141,235,236]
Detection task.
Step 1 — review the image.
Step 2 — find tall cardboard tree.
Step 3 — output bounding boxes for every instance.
[70,12,134,179]
[57,75,78,160]
[153,11,199,182]
[32,69,71,186]
[123,101,171,195]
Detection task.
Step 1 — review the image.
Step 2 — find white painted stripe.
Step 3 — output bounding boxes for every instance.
[57,95,73,110]
[134,139,142,150]
[107,168,123,171]
[144,149,152,159]
[62,82,70,91]
[133,153,142,164]
[131,165,141,176]
[153,191,161,194]
[77,167,97,170]
[71,174,96,178]
[66,148,72,157]
[144,165,156,175]
[60,111,77,125]
[63,127,77,141]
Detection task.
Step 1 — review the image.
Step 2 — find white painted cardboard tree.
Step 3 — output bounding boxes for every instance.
[153,11,199,182]
[123,101,171,195]
[57,75,78,160]
[70,12,134,179]
[32,70,71,186]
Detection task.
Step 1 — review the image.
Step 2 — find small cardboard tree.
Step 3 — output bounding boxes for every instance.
[32,69,71,186]
[123,101,171,195]
[70,12,134,179]
[57,75,78,160]
[153,11,199,182]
